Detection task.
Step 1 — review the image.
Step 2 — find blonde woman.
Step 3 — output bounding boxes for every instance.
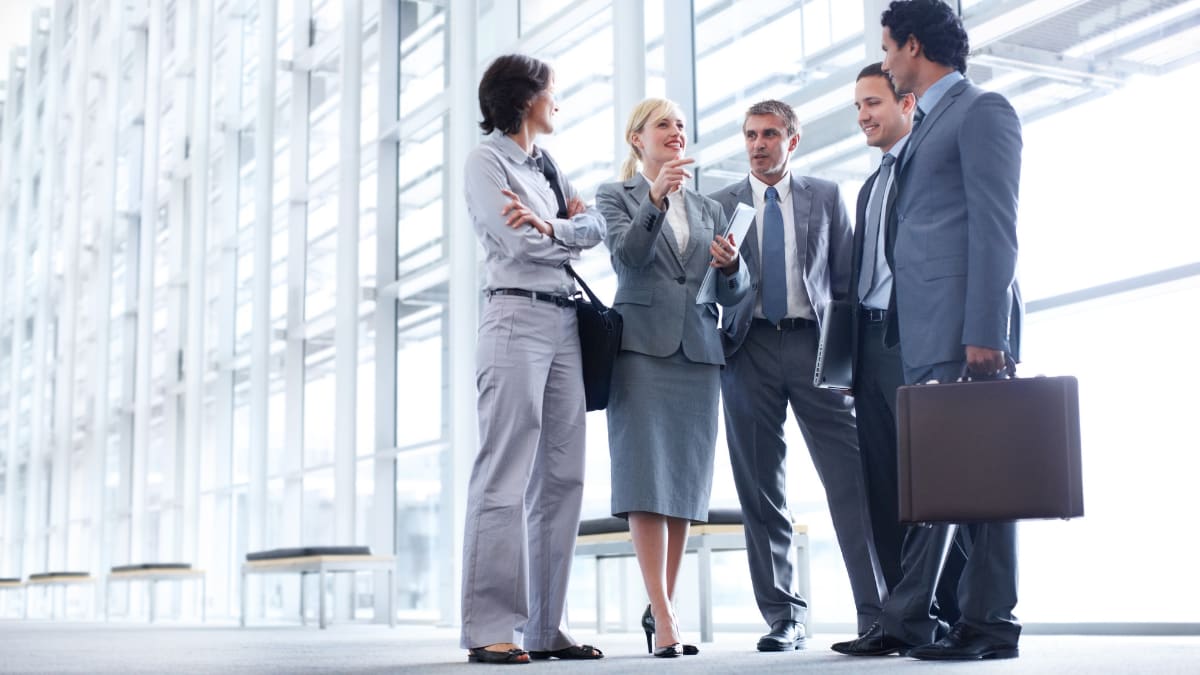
[595,98,749,657]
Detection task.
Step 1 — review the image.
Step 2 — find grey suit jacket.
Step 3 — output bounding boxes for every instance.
[596,177,750,366]
[709,174,853,358]
[885,78,1024,371]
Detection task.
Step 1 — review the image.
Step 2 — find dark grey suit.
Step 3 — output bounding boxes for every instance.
[711,175,882,633]
[848,168,963,630]
[881,77,1024,647]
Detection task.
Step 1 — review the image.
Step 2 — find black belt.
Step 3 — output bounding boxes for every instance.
[488,288,576,308]
[860,306,888,323]
[752,317,815,331]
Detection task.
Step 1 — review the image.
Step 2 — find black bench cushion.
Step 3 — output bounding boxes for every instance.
[577,508,745,536]
[29,571,90,580]
[246,546,371,561]
[0,577,21,583]
[111,563,192,572]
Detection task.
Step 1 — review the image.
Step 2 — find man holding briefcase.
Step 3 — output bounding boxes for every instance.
[833,0,1025,661]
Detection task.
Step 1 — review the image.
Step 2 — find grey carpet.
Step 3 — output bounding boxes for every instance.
[0,622,1197,674]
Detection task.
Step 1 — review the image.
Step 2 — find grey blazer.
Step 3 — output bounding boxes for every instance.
[885,79,1024,371]
[596,177,750,366]
[709,174,854,358]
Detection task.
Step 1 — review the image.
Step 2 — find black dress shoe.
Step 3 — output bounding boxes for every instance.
[830,622,914,656]
[907,623,1019,661]
[756,619,807,652]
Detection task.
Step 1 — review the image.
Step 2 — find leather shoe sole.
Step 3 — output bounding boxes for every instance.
[908,644,1018,660]
[756,636,807,652]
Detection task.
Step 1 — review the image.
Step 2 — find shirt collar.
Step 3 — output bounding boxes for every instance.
[917,70,964,119]
[884,132,910,163]
[748,171,791,202]
[491,130,541,166]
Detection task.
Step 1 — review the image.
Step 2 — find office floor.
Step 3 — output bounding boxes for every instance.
[1,622,1198,674]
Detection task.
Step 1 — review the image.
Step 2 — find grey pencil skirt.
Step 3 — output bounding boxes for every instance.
[607,348,719,522]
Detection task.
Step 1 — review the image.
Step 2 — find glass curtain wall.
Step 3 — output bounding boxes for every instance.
[0,0,1198,629]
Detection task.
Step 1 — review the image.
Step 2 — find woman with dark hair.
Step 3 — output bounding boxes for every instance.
[596,98,748,657]
[458,53,605,665]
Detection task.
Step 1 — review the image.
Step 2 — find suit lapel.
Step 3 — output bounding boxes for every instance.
[680,189,711,265]
[790,174,811,279]
[732,179,758,279]
[898,78,969,176]
[625,176,684,272]
[851,169,879,297]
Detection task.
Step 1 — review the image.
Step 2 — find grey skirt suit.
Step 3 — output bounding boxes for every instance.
[596,176,749,521]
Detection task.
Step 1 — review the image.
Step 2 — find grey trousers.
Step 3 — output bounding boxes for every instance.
[878,360,1020,647]
[459,295,587,650]
[722,320,884,633]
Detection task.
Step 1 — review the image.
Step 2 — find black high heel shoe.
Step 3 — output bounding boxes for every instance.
[641,604,700,656]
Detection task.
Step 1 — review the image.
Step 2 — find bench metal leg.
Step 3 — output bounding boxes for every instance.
[595,558,606,634]
[201,577,207,623]
[387,568,395,628]
[239,567,247,627]
[300,573,307,626]
[149,580,157,623]
[795,533,811,637]
[318,568,327,630]
[104,579,110,622]
[697,536,714,643]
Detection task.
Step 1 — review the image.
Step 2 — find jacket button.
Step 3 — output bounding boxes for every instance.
[675,276,685,284]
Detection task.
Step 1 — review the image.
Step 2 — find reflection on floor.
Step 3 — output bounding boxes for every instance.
[1,622,1199,674]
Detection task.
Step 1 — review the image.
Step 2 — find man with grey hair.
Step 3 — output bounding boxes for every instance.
[710,100,883,652]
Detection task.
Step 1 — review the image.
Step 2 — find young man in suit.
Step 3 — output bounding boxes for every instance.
[843,62,965,641]
[835,0,1024,661]
[710,100,883,652]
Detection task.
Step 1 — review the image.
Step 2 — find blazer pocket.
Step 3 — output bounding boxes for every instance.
[614,288,653,306]
[921,255,966,281]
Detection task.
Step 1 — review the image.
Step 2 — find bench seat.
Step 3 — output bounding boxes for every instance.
[574,508,810,642]
[105,563,206,623]
[241,547,394,629]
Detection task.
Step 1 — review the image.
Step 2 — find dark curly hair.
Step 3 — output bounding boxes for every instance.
[477,54,554,135]
[881,0,969,74]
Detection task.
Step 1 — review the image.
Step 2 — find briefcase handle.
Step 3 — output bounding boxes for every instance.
[957,354,1018,382]
[564,263,609,311]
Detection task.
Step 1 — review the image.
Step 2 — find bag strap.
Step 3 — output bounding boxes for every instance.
[564,263,607,310]
[536,148,570,219]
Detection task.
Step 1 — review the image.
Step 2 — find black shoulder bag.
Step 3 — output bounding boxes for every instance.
[538,150,623,411]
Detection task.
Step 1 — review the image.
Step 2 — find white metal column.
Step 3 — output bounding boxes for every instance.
[863,0,887,66]
[132,0,166,566]
[27,3,63,579]
[372,0,400,625]
[90,0,126,614]
[334,0,364,621]
[183,0,217,577]
[442,0,479,627]
[212,0,245,618]
[50,0,92,572]
[612,0,646,175]
[248,0,279,619]
[1,37,34,578]
[283,0,312,556]
[663,0,697,144]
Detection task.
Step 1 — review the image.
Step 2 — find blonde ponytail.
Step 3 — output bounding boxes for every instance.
[619,149,641,181]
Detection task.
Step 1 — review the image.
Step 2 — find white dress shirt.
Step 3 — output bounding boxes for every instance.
[641,173,689,253]
[748,171,814,320]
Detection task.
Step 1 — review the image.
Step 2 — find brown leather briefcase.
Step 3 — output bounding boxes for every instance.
[896,375,1083,524]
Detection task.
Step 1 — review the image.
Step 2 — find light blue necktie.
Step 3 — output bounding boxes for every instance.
[859,153,895,301]
[761,186,787,324]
